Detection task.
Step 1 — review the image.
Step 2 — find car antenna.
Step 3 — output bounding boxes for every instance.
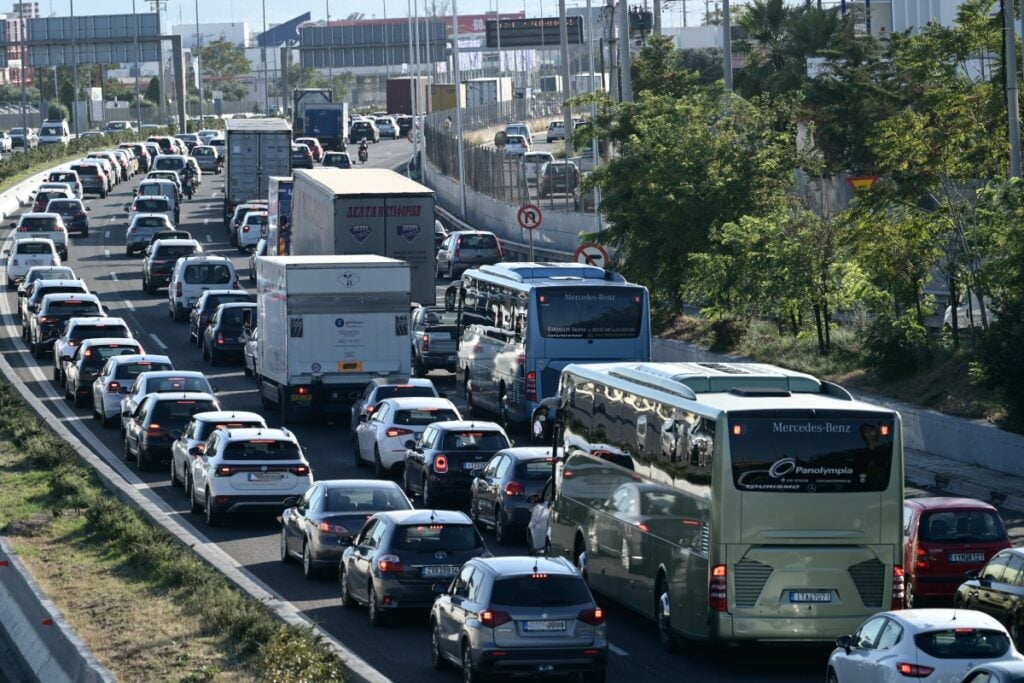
[430,509,437,522]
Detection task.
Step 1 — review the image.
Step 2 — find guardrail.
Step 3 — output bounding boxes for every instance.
[433,201,574,262]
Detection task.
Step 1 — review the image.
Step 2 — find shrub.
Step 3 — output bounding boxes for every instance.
[860,311,933,380]
[976,297,1024,428]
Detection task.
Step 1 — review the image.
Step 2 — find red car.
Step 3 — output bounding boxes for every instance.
[295,137,323,163]
[903,496,1010,607]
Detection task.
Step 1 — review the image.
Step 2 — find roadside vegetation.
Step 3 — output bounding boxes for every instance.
[578,0,1024,430]
[0,378,345,682]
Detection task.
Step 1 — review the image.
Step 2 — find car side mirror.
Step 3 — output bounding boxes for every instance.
[339,535,354,547]
[188,446,203,456]
[836,634,852,655]
[404,439,416,450]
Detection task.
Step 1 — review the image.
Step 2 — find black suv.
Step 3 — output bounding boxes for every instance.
[20,279,88,340]
[189,290,255,346]
[142,239,201,293]
[202,302,257,365]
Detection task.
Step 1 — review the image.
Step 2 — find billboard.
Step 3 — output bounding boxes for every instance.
[299,20,447,69]
[485,16,583,48]
[22,13,161,67]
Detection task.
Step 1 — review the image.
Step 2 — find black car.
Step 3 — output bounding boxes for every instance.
[28,294,103,358]
[349,120,379,143]
[149,230,192,247]
[20,279,88,340]
[396,115,414,138]
[44,198,90,236]
[403,421,511,507]
[955,547,1024,648]
[189,290,255,346]
[470,447,554,545]
[123,392,220,471]
[202,302,257,365]
[142,239,201,293]
[291,144,314,169]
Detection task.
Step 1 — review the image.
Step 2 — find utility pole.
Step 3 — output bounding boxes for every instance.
[1004,0,1022,176]
[70,0,79,135]
[452,0,468,218]
[383,0,390,78]
[150,0,166,126]
[559,0,573,155]
[18,6,27,148]
[195,0,203,126]
[654,0,661,34]
[261,0,270,115]
[132,0,143,129]
[722,0,733,91]
[587,0,601,230]
[617,0,632,101]
[325,0,333,90]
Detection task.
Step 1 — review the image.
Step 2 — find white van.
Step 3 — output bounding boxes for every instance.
[135,179,179,222]
[168,255,240,321]
[152,154,190,177]
[504,122,533,146]
[38,120,71,146]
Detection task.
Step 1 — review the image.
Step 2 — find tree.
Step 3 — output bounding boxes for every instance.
[631,35,706,99]
[144,76,161,104]
[59,81,74,120]
[196,38,251,94]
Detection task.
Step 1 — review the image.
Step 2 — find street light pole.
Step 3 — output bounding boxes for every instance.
[261,0,270,115]
[383,0,390,79]
[195,0,203,126]
[18,7,27,150]
[70,0,80,135]
[132,0,142,129]
[452,0,467,218]
[326,0,334,91]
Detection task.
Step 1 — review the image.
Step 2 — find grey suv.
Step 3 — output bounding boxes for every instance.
[469,447,554,545]
[429,556,607,682]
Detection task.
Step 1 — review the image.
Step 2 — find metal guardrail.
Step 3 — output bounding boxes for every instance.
[433,201,574,263]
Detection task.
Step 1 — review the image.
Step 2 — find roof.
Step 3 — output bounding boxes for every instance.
[77,337,141,348]
[151,239,198,247]
[496,447,560,460]
[189,410,265,423]
[226,118,292,133]
[381,397,459,410]
[212,427,296,442]
[317,479,406,490]
[376,509,471,525]
[466,262,631,288]
[432,420,505,432]
[138,370,207,379]
[62,316,111,325]
[370,377,436,388]
[262,255,406,268]
[889,608,1007,632]
[294,167,433,197]
[30,279,85,289]
[473,556,577,576]
[142,391,218,403]
[40,292,100,303]
[906,496,999,511]
[104,354,172,365]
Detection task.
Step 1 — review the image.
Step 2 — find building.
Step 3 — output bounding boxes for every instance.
[0,2,38,86]
[172,21,250,50]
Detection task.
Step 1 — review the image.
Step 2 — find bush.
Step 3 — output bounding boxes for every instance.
[976,297,1024,428]
[861,311,933,380]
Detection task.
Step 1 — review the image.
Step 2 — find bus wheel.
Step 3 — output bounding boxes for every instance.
[656,579,678,653]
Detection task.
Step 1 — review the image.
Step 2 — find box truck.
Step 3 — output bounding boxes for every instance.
[570,72,609,95]
[430,83,465,111]
[254,255,411,421]
[289,168,436,305]
[538,75,562,93]
[302,103,349,150]
[267,176,294,255]
[223,118,292,225]
[463,77,514,107]
[292,88,332,134]
[386,76,430,115]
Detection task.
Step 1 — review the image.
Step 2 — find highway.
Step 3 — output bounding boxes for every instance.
[0,138,824,683]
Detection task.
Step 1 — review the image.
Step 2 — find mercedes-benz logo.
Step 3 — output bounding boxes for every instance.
[261,465,268,472]
[434,551,447,560]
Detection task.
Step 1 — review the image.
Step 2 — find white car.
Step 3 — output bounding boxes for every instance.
[504,134,530,155]
[52,315,132,382]
[242,326,259,377]
[827,609,1024,683]
[354,396,461,477]
[127,194,175,231]
[17,265,77,299]
[349,377,440,433]
[169,410,267,493]
[236,210,267,252]
[63,337,144,407]
[11,212,69,260]
[168,254,240,321]
[5,238,61,287]
[523,152,554,185]
[119,370,217,436]
[188,427,312,527]
[91,354,174,427]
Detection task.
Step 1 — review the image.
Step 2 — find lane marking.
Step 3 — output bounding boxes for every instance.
[205,235,211,243]
[104,231,110,238]
[148,333,168,350]
[123,300,135,312]
[109,272,118,282]
[609,643,629,657]
[203,218,209,225]
[104,249,110,258]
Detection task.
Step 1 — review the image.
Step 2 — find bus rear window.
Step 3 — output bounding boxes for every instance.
[729,413,895,493]
[537,287,644,339]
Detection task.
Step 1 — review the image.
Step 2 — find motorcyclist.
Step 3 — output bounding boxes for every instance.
[358,139,369,164]
[181,164,197,200]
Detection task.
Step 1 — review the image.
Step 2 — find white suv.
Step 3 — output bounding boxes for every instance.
[188,427,313,527]
[169,410,267,494]
[168,255,240,321]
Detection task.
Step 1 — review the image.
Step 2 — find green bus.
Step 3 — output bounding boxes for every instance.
[541,361,904,648]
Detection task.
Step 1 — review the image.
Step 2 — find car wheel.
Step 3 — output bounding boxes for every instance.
[461,645,484,683]
[827,668,839,683]
[243,361,252,376]
[1011,620,1023,651]
[368,584,387,627]
[352,437,364,467]
[52,364,61,383]
[431,624,451,670]
[209,347,221,367]
[72,389,86,408]
[465,375,476,414]
[100,410,113,429]
[905,582,915,609]
[656,582,677,653]
[189,477,202,514]
[280,527,293,563]
[137,448,151,472]
[469,498,483,529]
[339,567,357,607]
[81,228,89,238]
[202,342,210,361]
[302,540,320,579]
[125,247,133,257]
[91,402,101,422]
[204,489,221,526]
[373,448,386,479]
[495,506,512,546]
[413,355,426,378]
[402,465,414,496]
[422,477,435,508]
[123,436,134,462]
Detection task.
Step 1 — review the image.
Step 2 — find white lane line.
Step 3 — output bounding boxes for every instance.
[148,333,168,350]
[109,272,118,282]
[609,643,629,657]
[104,230,110,238]
[104,249,110,258]
[203,217,209,225]
[123,300,135,311]
[205,235,212,243]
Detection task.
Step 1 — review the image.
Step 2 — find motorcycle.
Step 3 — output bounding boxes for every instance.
[358,143,369,164]
[183,175,197,200]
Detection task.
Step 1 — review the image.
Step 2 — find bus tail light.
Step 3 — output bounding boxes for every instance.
[525,371,537,401]
[421,334,429,352]
[709,564,728,612]
[434,455,448,473]
[896,663,934,677]
[891,565,905,610]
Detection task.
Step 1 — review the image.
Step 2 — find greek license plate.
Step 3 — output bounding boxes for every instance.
[247,472,285,482]
[462,461,482,470]
[524,620,566,632]
[447,355,456,362]
[421,565,459,578]
[292,394,312,401]
[790,591,832,603]
[949,552,985,563]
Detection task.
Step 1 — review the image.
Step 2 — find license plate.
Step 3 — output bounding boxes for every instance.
[462,461,482,470]
[186,298,196,306]
[949,552,985,563]
[789,591,832,603]
[292,394,312,402]
[421,565,459,578]
[247,472,285,482]
[523,620,566,632]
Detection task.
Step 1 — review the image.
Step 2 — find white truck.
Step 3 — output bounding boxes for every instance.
[464,77,514,107]
[254,255,412,422]
[289,168,436,305]
[223,118,292,226]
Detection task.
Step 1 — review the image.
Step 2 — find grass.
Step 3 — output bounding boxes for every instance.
[0,378,347,683]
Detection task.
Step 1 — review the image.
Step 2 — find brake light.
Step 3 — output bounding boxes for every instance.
[175,282,182,297]
[577,607,604,626]
[290,465,309,476]
[242,225,250,232]
[319,521,349,535]
[421,333,429,352]
[479,610,512,628]
[709,564,727,612]
[147,424,163,435]
[216,332,224,345]
[39,316,56,323]
[504,481,524,496]
[366,405,377,415]
[293,386,311,396]
[106,381,120,393]
[915,547,928,570]
[525,371,537,401]
[75,212,86,219]
[434,455,448,473]
[17,225,28,231]
[378,554,403,573]
[896,662,934,677]
[215,465,233,476]
[892,565,905,610]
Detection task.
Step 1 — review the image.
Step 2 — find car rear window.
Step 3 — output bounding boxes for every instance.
[71,165,98,176]
[441,431,509,451]
[20,216,60,229]
[36,285,86,300]
[184,264,233,285]
[136,217,170,228]
[459,234,497,250]
[920,510,1006,542]
[48,300,100,315]
[222,439,301,461]
[154,158,185,171]
[194,420,264,441]
[913,629,1010,659]
[16,242,54,254]
[490,575,592,607]
[48,200,79,211]
[392,524,481,552]
[394,409,459,426]
[83,344,142,367]
[516,459,555,480]
[217,307,250,328]
[135,198,169,212]
[376,386,437,401]
[203,293,252,311]
[151,399,218,425]
[114,361,173,379]
[72,324,129,340]
[147,377,210,393]
[154,245,198,259]
[324,487,411,512]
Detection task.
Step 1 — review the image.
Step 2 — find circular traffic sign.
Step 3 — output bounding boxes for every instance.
[407,130,422,144]
[575,243,609,269]
[517,203,543,231]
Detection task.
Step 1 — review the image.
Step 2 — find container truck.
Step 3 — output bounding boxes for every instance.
[538,75,562,93]
[463,77,514,107]
[386,76,430,115]
[292,88,332,135]
[430,83,465,112]
[570,72,609,95]
[303,103,349,150]
[266,176,294,255]
[289,168,436,306]
[254,255,411,421]
[223,118,292,225]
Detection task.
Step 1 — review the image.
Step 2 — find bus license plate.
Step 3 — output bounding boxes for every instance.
[949,553,985,563]
[524,620,566,632]
[790,591,832,603]
[421,565,459,578]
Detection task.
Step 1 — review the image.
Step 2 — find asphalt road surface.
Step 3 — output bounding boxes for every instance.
[7,137,1015,683]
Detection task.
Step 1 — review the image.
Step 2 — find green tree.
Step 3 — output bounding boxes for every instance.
[59,80,74,120]
[631,35,705,99]
[196,38,251,81]
[144,76,161,104]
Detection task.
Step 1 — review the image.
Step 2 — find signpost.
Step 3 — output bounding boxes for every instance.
[574,242,608,269]
[517,203,542,261]
[485,16,583,48]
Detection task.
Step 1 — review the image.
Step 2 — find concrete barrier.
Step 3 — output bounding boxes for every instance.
[0,539,115,683]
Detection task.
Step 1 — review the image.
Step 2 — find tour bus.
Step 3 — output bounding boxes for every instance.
[449,262,650,425]
[536,361,904,648]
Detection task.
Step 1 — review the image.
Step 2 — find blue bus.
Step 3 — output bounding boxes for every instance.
[451,262,650,426]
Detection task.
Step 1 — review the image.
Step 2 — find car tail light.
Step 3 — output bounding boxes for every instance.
[75,212,86,219]
[896,663,934,677]
[914,547,928,571]
[175,282,182,297]
[215,465,234,476]
[496,240,503,260]
[106,381,120,393]
[319,521,349,535]
[504,481,524,496]
[242,225,250,233]
[386,427,413,438]
[377,554,403,573]
[17,225,28,231]
[293,386,311,396]
[421,334,429,352]
[216,332,224,346]
[576,607,604,626]
[479,610,512,628]
[55,226,64,232]
[433,455,448,473]
[366,405,377,416]
[525,371,537,401]
[892,565,905,610]
[39,316,56,323]
[290,465,309,476]
[709,564,727,612]
[147,424,164,436]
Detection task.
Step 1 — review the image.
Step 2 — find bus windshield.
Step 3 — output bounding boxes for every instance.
[729,413,895,493]
[536,286,644,339]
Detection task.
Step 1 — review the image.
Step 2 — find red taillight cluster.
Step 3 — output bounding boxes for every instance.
[421,333,429,352]
[175,282,183,297]
[146,423,164,436]
[215,464,233,476]
[576,607,604,626]
[386,427,413,439]
[709,564,727,612]
[504,481,524,496]
[433,455,448,473]
[525,371,537,401]
[896,663,934,678]
[891,565,905,610]
[914,547,928,571]
[319,521,349,535]
[377,554,403,573]
[479,609,512,628]
[216,332,224,345]
[106,381,120,393]
[290,465,309,476]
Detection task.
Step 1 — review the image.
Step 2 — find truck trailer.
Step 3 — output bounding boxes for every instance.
[463,77,514,107]
[386,76,430,115]
[223,118,292,225]
[266,176,294,255]
[302,103,349,150]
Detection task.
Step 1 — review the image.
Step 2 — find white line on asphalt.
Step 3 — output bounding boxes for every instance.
[104,249,110,258]
[109,272,118,282]
[205,235,211,243]
[609,643,629,657]
[148,333,168,350]
[104,231,110,238]
[203,217,209,225]
[123,300,135,311]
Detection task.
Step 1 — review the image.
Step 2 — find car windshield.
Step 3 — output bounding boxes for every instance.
[490,575,592,607]
[324,487,411,512]
[391,523,481,552]
[15,242,53,254]
[146,377,210,393]
[151,399,218,426]
[47,300,100,315]
[20,216,60,229]
[221,439,301,461]
[193,420,264,441]
[440,431,509,451]
[376,386,436,401]
[48,201,79,211]
[154,245,198,259]
[515,459,555,480]
[913,629,1010,659]
[203,294,251,311]
[136,217,169,228]
[393,409,459,426]
[920,510,1006,542]
[114,362,173,379]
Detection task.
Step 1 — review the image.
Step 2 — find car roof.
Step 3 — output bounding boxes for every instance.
[370,377,436,389]
[888,608,1008,631]
[67,316,126,326]
[152,239,200,247]
[12,238,57,247]
[495,447,559,460]
[104,354,172,365]
[139,370,207,380]
[77,337,141,348]
[431,420,505,432]
[41,292,100,303]
[20,211,61,218]
[200,289,246,298]
[317,479,405,491]
[456,230,497,236]
[130,213,173,222]
[906,497,999,512]
[31,279,85,289]
[189,410,265,423]
[376,509,471,525]
[213,302,256,310]
[179,254,230,263]
[473,555,577,577]
[142,391,218,403]
[381,397,456,410]
[212,427,296,442]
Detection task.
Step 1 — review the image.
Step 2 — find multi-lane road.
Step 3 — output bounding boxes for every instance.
[1,137,980,683]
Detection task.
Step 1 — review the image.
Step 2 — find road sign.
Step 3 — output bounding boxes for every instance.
[407,129,422,144]
[575,243,609,269]
[517,204,542,231]
[847,175,879,191]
